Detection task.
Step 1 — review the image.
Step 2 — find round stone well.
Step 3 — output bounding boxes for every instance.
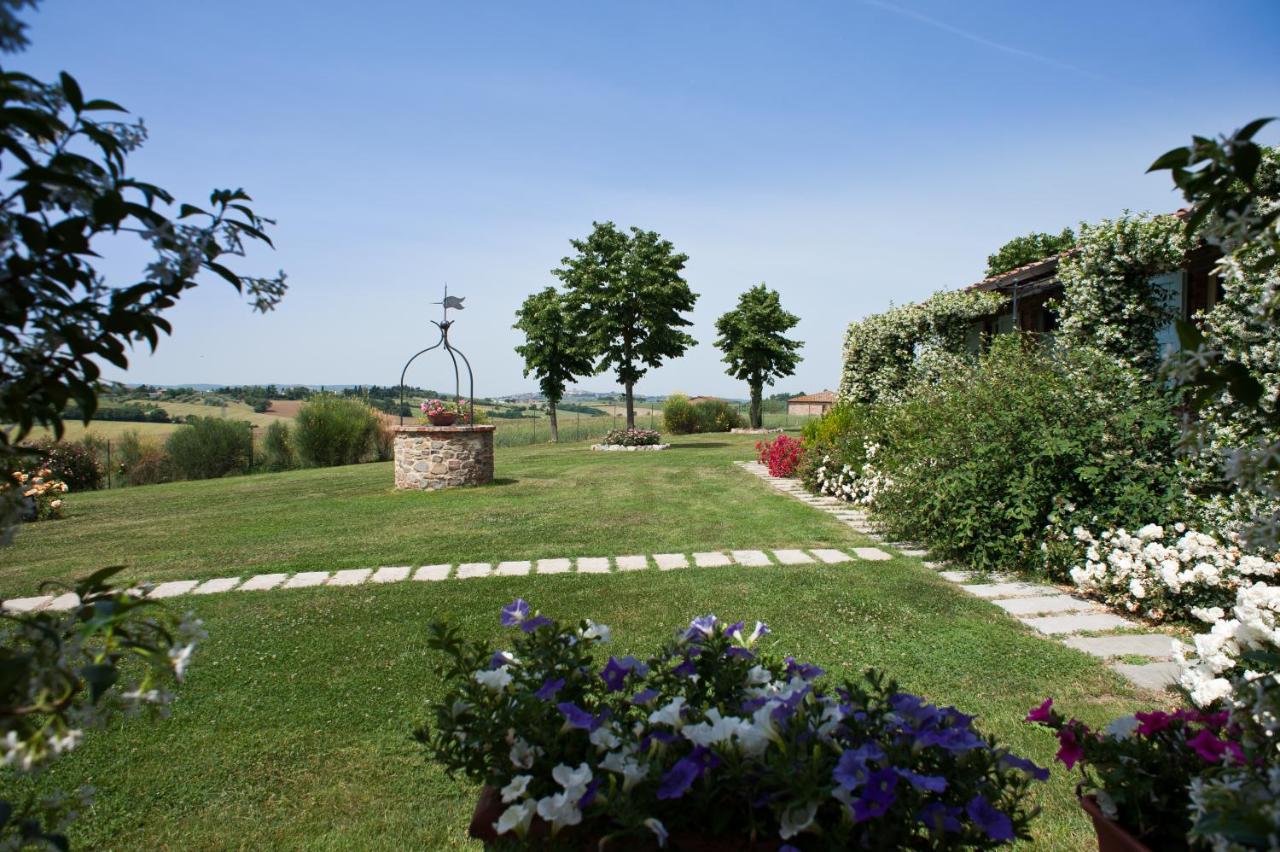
[393,424,495,490]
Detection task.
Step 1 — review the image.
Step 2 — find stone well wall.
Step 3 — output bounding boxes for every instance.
[393,425,495,490]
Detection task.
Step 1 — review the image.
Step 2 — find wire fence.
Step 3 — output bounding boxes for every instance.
[490,407,812,448]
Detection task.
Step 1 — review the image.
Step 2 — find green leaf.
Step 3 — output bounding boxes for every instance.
[81,98,127,112]
[1236,116,1275,141]
[1147,147,1190,172]
[79,663,118,701]
[58,71,84,112]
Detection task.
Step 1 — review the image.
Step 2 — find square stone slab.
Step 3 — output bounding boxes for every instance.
[240,573,287,591]
[414,564,451,581]
[1062,634,1181,660]
[1023,612,1134,635]
[455,563,492,579]
[329,568,372,586]
[898,549,929,558]
[693,552,731,567]
[939,570,973,583]
[773,549,814,565]
[994,596,1098,616]
[495,560,532,576]
[283,571,330,589]
[961,582,1059,599]
[148,580,199,599]
[2,595,53,612]
[193,577,241,595]
[615,555,648,571]
[1112,661,1181,691]
[853,547,892,561]
[576,557,611,574]
[371,566,411,584]
[731,550,771,567]
[46,593,80,611]
[654,553,689,571]
[536,558,572,574]
[811,549,852,564]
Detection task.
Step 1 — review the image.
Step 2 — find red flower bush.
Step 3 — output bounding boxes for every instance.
[756,435,804,478]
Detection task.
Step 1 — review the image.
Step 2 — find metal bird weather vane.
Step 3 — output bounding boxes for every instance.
[398,284,475,425]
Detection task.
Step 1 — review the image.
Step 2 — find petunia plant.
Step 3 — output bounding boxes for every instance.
[418,601,1046,849]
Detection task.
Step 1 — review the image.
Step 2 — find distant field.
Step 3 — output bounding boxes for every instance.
[26,400,280,443]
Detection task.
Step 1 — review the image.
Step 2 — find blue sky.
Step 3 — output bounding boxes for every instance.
[18,1,1280,398]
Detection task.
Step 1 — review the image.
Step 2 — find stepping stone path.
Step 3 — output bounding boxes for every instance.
[733,459,1183,694]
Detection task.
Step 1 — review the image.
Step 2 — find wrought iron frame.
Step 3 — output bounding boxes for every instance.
[398,286,475,426]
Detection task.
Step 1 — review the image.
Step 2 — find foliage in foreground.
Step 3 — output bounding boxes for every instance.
[419,601,1046,849]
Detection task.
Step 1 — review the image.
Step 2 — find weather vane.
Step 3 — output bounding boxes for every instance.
[398,284,475,425]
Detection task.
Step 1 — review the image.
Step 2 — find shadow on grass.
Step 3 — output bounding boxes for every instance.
[665,442,731,449]
[488,478,520,486]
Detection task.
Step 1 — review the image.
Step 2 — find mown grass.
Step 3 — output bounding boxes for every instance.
[17,564,1148,850]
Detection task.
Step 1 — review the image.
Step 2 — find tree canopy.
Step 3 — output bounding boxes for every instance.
[554,221,697,427]
[984,228,1075,277]
[713,284,803,427]
[513,287,595,441]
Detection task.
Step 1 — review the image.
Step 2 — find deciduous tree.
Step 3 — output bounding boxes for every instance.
[714,284,803,428]
[513,287,594,442]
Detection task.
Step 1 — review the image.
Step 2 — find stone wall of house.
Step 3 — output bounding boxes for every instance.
[393,425,495,490]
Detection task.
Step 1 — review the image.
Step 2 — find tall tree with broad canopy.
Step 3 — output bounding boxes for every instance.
[513,287,595,442]
[554,221,697,428]
[714,284,803,428]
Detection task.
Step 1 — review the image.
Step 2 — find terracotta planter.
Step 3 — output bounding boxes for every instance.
[1079,795,1153,852]
[469,786,782,850]
[427,412,457,426]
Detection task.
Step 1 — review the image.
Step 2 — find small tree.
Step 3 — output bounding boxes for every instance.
[714,284,803,428]
[985,228,1075,277]
[513,287,594,442]
[555,221,698,428]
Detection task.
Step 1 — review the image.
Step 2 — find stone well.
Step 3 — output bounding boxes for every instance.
[393,425,495,490]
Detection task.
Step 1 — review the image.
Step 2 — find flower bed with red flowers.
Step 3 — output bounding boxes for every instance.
[756,435,804,478]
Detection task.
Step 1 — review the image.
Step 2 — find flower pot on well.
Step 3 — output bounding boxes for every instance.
[1079,795,1153,852]
[469,786,782,851]
[428,412,457,426]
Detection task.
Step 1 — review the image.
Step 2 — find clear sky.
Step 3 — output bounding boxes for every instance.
[17,1,1280,398]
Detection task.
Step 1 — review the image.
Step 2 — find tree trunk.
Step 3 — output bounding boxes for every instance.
[625,383,635,429]
[549,403,559,443]
[750,381,763,429]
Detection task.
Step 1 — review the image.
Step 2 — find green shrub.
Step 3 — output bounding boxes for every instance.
[293,395,381,467]
[866,336,1185,573]
[261,420,297,471]
[663,394,698,434]
[692,400,743,433]
[116,430,171,486]
[165,417,252,480]
[797,402,878,489]
[26,438,104,491]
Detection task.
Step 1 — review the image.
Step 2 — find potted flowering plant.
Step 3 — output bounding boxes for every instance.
[420,399,470,426]
[418,601,1047,849]
[1024,698,1247,851]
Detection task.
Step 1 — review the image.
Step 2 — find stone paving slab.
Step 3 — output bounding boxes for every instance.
[811,548,852,564]
[536,558,572,574]
[240,573,287,591]
[193,577,241,594]
[1023,612,1134,635]
[616,555,648,571]
[283,571,330,589]
[495,560,532,576]
[693,551,732,568]
[772,549,814,565]
[329,568,372,586]
[962,582,1059,599]
[1112,661,1180,691]
[47,593,79,611]
[414,564,451,581]
[576,557,611,574]
[145,580,197,599]
[898,548,929,558]
[372,566,411,584]
[2,595,53,612]
[994,596,1099,616]
[853,547,891,561]
[1062,634,1182,660]
[731,549,771,567]
[455,563,492,579]
[654,553,689,571]
[939,570,973,583]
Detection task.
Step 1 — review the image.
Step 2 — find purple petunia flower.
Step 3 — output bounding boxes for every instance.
[500,599,529,627]
[851,768,898,822]
[916,725,984,753]
[833,742,886,790]
[999,753,1050,781]
[631,688,660,706]
[489,650,515,669]
[895,768,947,792]
[918,802,963,834]
[725,647,755,660]
[966,795,1014,841]
[578,777,603,809]
[535,677,565,701]
[557,701,608,731]
[672,658,698,678]
[521,615,552,633]
[784,657,825,680]
[684,614,719,642]
[601,658,630,692]
[656,746,720,800]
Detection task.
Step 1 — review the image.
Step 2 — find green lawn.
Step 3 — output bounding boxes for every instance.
[0,433,1153,849]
